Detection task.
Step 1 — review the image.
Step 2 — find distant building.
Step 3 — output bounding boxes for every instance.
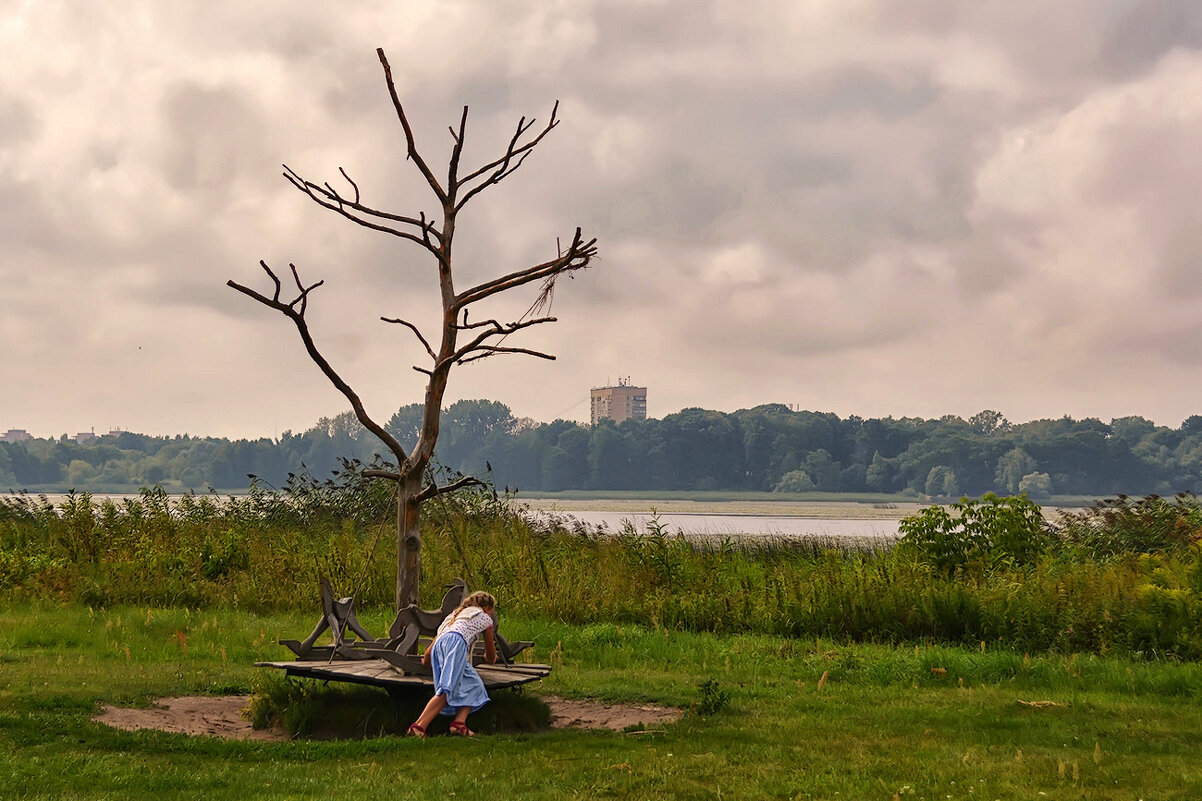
[2,429,31,443]
[590,380,647,425]
[76,430,97,444]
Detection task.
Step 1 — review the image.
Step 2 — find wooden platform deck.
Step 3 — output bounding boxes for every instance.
[255,658,553,692]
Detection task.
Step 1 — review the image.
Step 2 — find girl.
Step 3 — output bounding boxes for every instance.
[408,590,497,737]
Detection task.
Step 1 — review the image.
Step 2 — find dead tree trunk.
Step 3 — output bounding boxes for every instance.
[397,474,422,611]
[228,48,597,610]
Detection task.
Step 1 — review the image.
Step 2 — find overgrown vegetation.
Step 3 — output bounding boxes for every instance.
[5,467,1202,658]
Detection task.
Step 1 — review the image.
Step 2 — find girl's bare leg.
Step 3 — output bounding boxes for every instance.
[449,706,475,736]
[414,693,448,730]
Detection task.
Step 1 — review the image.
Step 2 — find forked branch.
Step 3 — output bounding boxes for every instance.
[227,261,409,464]
[454,227,597,310]
[283,165,444,263]
[450,316,556,363]
[416,474,485,502]
[454,101,560,211]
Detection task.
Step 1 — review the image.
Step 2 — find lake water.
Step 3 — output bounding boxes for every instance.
[522,509,902,541]
[7,492,905,542]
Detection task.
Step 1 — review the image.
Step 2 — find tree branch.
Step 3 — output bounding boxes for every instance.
[458,345,557,364]
[447,105,469,195]
[381,316,437,361]
[415,474,485,502]
[449,316,557,363]
[377,48,448,205]
[338,167,361,204]
[227,261,409,464]
[283,166,446,265]
[454,101,560,212]
[454,228,597,310]
[364,469,401,481]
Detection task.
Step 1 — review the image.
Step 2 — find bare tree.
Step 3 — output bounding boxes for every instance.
[229,48,597,610]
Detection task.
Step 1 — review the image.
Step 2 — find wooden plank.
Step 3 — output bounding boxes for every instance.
[475,667,550,686]
[257,657,550,692]
[492,662,552,673]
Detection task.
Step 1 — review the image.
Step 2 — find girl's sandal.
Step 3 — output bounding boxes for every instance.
[407,723,426,738]
[449,722,475,737]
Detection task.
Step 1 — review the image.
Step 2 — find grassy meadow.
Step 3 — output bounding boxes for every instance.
[3,482,1202,798]
[4,604,1202,800]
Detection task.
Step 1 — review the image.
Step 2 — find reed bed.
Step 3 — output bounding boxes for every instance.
[3,481,1202,658]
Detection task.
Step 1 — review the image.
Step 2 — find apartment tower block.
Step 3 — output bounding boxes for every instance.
[590,381,647,424]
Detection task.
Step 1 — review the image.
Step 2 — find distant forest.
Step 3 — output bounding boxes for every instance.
[5,401,1202,498]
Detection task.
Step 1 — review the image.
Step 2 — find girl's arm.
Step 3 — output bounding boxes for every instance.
[483,627,497,665]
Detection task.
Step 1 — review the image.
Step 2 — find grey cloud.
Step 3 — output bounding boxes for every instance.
[0,171,126,272]
[761,151,853,192]
[593,0,724,53]
[1100,1,1202,78]
[159,83,266,196]
[1157,223,1202,298]
[8,0,1202,438]
[783,66,943,121]
[1101,317,1202,366]
[0,94,39,147]
[948,239,1027,297]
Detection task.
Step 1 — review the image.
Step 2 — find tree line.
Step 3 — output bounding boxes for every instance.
[4,401,1202,497]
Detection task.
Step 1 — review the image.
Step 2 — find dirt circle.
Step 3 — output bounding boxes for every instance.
[94,695,681,740]
[540,694,682,731]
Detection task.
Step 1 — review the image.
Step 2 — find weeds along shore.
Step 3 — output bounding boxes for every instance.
[3,468,1202,659]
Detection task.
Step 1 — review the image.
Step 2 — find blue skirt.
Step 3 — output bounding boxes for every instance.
[430,632,490,715]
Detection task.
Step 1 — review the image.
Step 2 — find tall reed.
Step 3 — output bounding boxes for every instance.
[4,482,1202,658]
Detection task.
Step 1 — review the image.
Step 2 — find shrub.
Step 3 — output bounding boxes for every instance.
[1018,472,1052,500]
[898,493,1049,573]
[774,470,814,493]
[696,679,730,716]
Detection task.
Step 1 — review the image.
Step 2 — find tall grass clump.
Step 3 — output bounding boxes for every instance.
[1055,492,1202,559]
[0,460,402,609]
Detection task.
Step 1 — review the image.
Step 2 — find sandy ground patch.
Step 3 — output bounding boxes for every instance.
[94,695,681,740]
[96,696,288,741]
[541,695,682,730]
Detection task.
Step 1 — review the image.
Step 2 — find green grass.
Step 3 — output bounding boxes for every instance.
[2,604,1201,800]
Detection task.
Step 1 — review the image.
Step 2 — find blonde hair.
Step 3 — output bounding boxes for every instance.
[450,590,496,620]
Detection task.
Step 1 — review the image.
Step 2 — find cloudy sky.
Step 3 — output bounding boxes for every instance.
[4,0,1202,440]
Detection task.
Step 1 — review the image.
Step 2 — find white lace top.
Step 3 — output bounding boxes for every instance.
[436,606,494,648]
